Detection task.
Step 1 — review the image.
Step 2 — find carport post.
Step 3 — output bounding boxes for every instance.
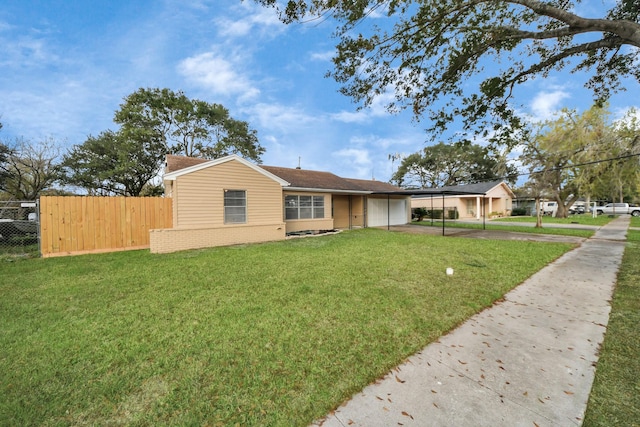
[387,194,390,230]
[430,195,434,226]
[442,193,445,236]
[482,196,486,229]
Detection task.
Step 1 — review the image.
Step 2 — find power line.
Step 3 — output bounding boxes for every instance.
[523,151,640,178]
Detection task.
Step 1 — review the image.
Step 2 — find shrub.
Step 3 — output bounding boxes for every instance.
[412,208,428,221]
[511,208,527,216]
[430,209,443,219]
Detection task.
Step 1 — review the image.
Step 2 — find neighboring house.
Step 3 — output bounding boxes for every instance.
[411,181,515,219]
[150,155,411,254]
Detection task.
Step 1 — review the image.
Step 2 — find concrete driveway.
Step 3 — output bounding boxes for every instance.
[386,224,586,244]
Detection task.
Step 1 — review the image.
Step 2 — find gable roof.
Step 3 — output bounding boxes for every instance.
[164,155,407,194]
[163,154,290,186]
[260,166,404,193]
[260,166,362,192]
[411,180,515,198]
[165,154,208,173]
[343,177,406,193]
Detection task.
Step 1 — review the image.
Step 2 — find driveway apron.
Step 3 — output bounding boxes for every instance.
[313,216,630,427]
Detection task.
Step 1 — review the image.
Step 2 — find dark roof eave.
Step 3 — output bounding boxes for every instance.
[377,189,489,196]
[284,186,371,195]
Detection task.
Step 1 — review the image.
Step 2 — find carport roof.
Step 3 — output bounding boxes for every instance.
[401,180,507,197]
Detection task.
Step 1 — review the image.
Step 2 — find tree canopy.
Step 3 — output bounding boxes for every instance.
[62,130,165,197]
[0,137,62,200]
[63,88,265,196]
[257,0,640,141]
[115,88,264,161]
[392,141,517,188]
[520,105,640,218]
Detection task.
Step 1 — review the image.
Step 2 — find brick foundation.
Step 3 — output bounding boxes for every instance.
[150,223,286,254]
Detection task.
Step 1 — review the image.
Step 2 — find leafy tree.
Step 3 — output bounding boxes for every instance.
[393,142,517,188]
[0,137,62,200]
[588,109,640,203]
[0,122,9,189]
[257,0,640,141]
[62,130,165,196]
[114,88,264,161]
[63,88,265,196]
[519,105,640,218]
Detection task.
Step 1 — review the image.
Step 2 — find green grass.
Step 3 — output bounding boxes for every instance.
[493,215,614,226]
[0,236,39,260]
[412,219,595,238]
[583,229,640,427]
[0,229,574,426]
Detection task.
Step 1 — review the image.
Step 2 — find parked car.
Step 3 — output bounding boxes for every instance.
[569,205,585,215]
[532,201,558,217]
[595,203,640,216]
[0,216,37,240]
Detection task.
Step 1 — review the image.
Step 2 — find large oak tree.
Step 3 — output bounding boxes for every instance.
[115,88,264,161]
[62,130,165,196]
[392,141,517,188]
[63,88,265,196]
[257,0,640,141]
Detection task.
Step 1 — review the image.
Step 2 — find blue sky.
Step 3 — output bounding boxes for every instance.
[1,0,637,183]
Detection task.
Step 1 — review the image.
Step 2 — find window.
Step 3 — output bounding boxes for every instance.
[224,190,246,223]
[466,199,475,215]
[313,196,324,218]
[284,195,324,219]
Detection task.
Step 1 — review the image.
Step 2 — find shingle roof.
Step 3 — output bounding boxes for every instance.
[165,154,208,173]
[411,180,513,198]
[343,178,407,193]
[165,155,406,193]
[260,166,360,191]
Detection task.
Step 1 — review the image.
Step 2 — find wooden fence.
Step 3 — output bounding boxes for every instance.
[40,196,173,257]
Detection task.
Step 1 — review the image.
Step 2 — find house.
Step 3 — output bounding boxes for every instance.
[150,155,411,254]
[411,181,515,219]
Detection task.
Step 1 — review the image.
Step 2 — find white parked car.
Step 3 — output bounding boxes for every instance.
[595,203,640,216]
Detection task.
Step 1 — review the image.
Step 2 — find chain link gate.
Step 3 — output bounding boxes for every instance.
[0,200,40,259]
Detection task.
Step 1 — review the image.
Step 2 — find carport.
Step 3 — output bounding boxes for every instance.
[373,188,490,235]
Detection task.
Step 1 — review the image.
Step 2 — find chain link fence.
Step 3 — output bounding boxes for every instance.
[0,200,40,259]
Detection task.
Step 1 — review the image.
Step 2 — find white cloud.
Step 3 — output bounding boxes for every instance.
[333,148,371,165]
[530,89,571,121]
[245,102,319,132]
[214,3,284,39]
[310,50,334,62]
[331,89,395,123]
[178,52,260,100]
[331,148,374,178]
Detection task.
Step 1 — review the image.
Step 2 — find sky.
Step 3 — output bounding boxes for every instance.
[0,0,638,184]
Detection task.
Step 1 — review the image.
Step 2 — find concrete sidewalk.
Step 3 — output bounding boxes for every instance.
[313,216,630,427]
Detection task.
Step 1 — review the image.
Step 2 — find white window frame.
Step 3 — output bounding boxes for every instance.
[285,195,325,220]
[224,189,247,224]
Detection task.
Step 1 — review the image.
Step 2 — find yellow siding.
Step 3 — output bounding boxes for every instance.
[332,195,366,229]
[173,160,283,228]
[332,195,350,229]
[351,196,364,227]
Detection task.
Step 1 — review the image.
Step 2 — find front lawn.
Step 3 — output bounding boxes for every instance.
[412,219,595,238]
[0,229,573,426]
[583,229,640,426]
[494,215,613,226]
